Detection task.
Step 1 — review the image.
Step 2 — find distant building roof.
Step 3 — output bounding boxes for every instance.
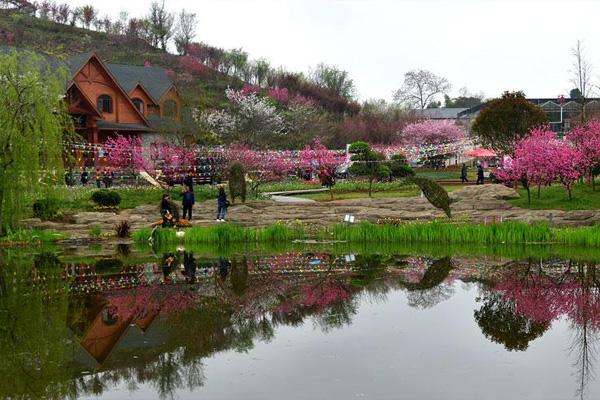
[415,108,469,119]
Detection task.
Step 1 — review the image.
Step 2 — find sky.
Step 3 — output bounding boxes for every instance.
[65,0,600,102]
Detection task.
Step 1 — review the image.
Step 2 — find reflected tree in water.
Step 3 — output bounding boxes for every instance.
[474,290,550,351]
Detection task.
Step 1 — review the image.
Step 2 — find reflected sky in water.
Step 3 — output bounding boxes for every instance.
[2,248,600,400]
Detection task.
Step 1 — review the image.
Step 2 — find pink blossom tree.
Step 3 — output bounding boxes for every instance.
[402,120,465,147]
[567,119,600,190]
[104,134,147,178]
[299,138,345,195]
[496,126,584,202]
[225,145,294,196]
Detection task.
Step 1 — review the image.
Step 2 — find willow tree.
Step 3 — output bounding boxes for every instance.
[0,51,70,235]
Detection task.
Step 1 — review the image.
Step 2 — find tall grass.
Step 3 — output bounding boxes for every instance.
[329,221,552,245]
[133,220,600,248]
[135,223,304,246]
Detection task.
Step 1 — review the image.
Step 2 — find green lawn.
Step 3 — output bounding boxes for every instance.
[509,183,600,210]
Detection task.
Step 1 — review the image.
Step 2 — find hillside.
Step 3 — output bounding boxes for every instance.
[0,9,240,113]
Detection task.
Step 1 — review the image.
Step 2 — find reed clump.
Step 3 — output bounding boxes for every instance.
[132,220,600,248]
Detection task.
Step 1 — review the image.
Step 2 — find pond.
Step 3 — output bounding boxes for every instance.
[2,243,600,399]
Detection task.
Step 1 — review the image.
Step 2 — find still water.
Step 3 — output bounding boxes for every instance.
[2,244,600,399]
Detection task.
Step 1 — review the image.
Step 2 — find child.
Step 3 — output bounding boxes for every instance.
[217,186,229,222]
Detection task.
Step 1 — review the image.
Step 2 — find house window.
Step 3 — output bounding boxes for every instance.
[163,99,178,119]
[97,95,113,113]
[132,98,144,114]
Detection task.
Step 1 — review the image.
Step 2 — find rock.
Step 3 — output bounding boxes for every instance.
[450,184,520,201]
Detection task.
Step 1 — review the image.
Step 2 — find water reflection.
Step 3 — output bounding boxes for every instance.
[3,249,600,399]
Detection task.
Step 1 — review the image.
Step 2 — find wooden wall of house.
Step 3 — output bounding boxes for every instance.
[73,57,146,126]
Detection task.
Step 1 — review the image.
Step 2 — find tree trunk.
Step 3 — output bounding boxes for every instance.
[537,185,541,199]
[368,179,373,198]
[568,187,572,200]
[527,187,531,205]
[0,188,4,237]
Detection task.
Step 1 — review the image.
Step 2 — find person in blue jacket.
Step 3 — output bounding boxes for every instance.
[182,186,195,220]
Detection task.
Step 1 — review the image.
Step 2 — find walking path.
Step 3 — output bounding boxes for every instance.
[21,185,600,240]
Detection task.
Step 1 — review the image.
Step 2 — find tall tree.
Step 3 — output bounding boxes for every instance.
[147,1,174,50]
[393,69,451,110]
[309,63,356,101]
[0,51,71,235]
[79,5,96,29]
[571,40,594,123]
[174,9,196,55]
[471,91,547,154]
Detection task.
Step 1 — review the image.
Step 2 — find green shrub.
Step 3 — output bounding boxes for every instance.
[91,190,121,207]
[95,258,124,271]
[389,154,415,178]
[90,225,102,238]
[410,177,452,217]
[32,198,60,220]
[228,161,247,203]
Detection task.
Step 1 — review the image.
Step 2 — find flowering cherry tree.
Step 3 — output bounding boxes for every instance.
[225,145,294,195]
[567,119,600,189]
[299,138,345,191]
[496,126,584,201]
[402,120,465,147]
[104,134,147,173]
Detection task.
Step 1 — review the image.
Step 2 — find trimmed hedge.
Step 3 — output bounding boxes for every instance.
[228,161,247,203]
[91,189,121,207]
[410,177,452,217]
[32,198,60,220]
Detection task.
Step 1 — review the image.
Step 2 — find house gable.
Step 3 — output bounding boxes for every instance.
[129,83,158,117]
[159,85,182,120]
[71,53,148,127]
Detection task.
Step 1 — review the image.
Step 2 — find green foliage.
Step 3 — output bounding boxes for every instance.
[348,141,386,197]
[388,154,415,178]
[0,228,67,243]
[410,177,452,217]
[472,91,547,154]
[0,50,70,235]
[509,182,600,210]
[228,161,247,203]
[89,225,102,238]
[32,198,61,220]
[91,189,122,207]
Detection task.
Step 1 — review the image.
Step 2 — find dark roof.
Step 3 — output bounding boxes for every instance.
[458,97,600,118]
[415,108,469,119]
[106,63,173,103]
[66,53,174,103]
[97,121,152,131]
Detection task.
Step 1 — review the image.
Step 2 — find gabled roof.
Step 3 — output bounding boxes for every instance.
[66,52,150,127]
[106,63,175,103]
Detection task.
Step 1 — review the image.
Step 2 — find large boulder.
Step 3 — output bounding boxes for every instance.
[450,184,520,202]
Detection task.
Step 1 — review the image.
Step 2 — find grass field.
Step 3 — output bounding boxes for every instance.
[508,183,600,210]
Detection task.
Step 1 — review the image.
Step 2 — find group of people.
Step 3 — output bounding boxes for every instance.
[159,177,230,228]
[460,163,487,185]
[66,168,115,188]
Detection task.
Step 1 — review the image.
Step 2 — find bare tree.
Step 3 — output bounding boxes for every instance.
[571,40,595,123]
[55,3,69,24]
[393,69,451,110]
[174,9,196,55]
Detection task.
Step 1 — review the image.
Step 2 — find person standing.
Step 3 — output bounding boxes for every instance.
[80,169,89,185]
[183,173,194,193]
[217,186,229,222]
[182,186,195,221]
[95,168,102,188]
[477,164,485,185]
[460,163,468,183]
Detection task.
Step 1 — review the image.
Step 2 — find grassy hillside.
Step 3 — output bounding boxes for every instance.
[0,9,240,112]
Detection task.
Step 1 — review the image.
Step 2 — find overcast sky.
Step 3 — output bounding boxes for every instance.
[66,0,600,102]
